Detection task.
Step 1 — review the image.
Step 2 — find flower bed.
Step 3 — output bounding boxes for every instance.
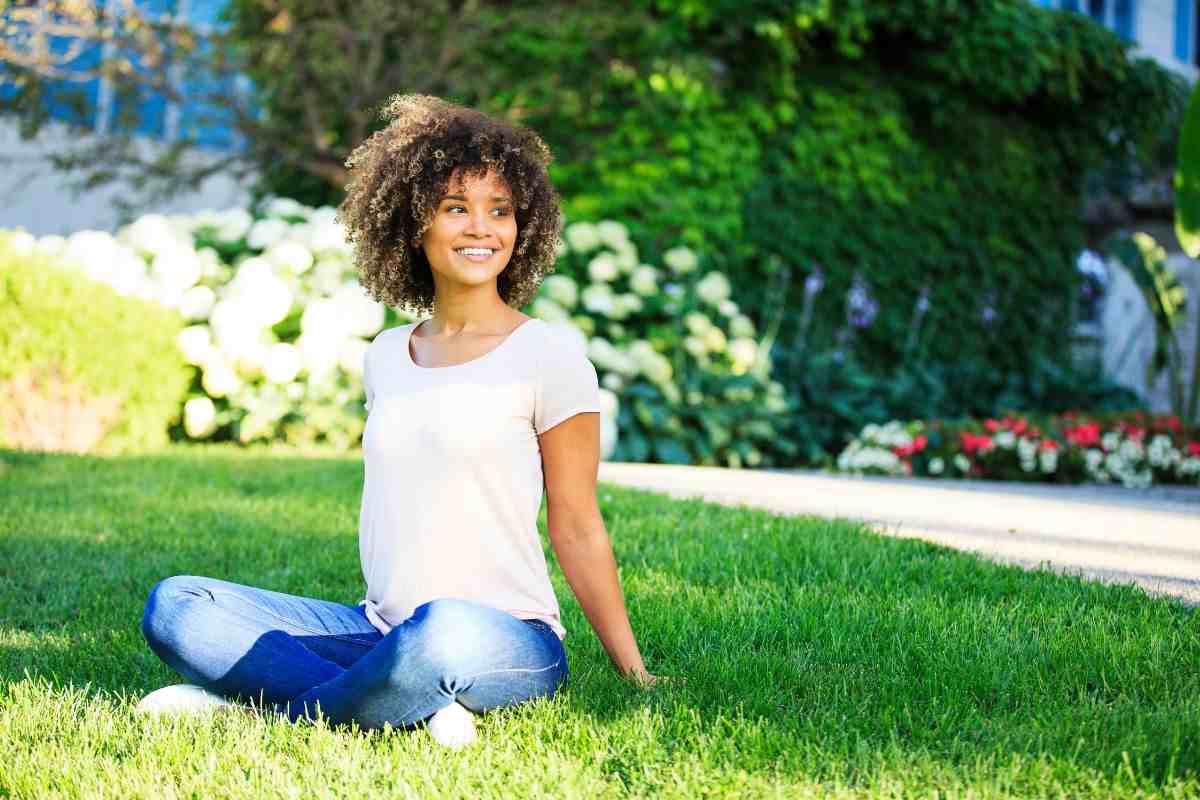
[836,411,1200,488]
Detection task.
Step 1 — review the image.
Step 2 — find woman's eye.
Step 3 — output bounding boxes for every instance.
[447,205,510,216]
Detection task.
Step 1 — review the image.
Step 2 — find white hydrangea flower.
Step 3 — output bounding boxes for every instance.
[696,271,732,306]
[264,240,314,274]
[531,296,572,324]
[332,282,386,338]
[307,207,351,254]
[953,454,971,473]
[614,293,644,317]
[338,337,369,378]
[1039,448,1058,473]
[601,372,625,392]
[120,213,185,256]
[683,336,708,358]
[596,220,630,250]
[586,337,623,373]
[1101,431,1121,452]
[701,326,727,354]
[598,386,620,419]
[176,325,214,365]
[262,197,310,219]
[728,338,758,373]
[247,218,289,250]
[34,234,67,258]
[542,274,579,308]
[684,312,713,336]
[588,253,620,283]
[183,397,218,439]
[581,283,616,315]
[263,342,304,384]
[3,229,37,256]
[301,297,354,340]
[180,286,218,321]
[929,457,945,475]
[662,246,698,274]
[718,299,739,317]
[215,208,253,243]
[612,243,639,273]
[201,357,241,397]
[630,265,660,296]
[564,222,601,253]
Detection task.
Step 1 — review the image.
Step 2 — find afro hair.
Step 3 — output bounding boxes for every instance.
[337,93,565,315]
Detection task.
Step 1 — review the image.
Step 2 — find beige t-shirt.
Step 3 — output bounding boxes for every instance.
[358,317,601,641]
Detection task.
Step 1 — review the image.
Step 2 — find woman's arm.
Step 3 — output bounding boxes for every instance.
[537,411,661,686]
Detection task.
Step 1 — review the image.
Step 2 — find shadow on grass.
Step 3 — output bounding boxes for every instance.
[2,447,1198,788]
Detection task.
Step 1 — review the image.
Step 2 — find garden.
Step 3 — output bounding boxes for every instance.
[2,0,1200,797]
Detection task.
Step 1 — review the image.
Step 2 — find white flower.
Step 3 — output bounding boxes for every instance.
[612,243,639,273]
[718,299,739,317]
[1039,448,1058,474]
[614,293,644,317]
[3,229,36,256]
[264,240,314,274]
[630,265,660,296]
[684,312,713,336]
[728,338,758,373]
[696,271,732,306]
[564,222,601,253]
[307,208,351,254]
[301,297,353,340]
[183,397,217,439]
[1101,431,1121,452]
[34,234,66,258]
[176,325,214,365]
[663,246,698,274]
[178,285,216,321]
[588,253,620,283]
[683,336,708,359]
[531,296,572,324]
[542,274,579,308]
[994,430,1016,449]
[262,197,310,219]
[596,220,630,250]
[201,357,241,397]
[581,283,616,315]
[601,372,625,392]
[215,208,253,243]
[332,283,386,338]
[953,454,971,473]
[702,326,727,354]
[247,218,289,250]
[263,342,304,384]
[338,337,370,378]
[120,213,185,256]
[929,457,945,475]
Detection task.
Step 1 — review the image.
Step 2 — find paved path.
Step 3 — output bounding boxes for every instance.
[596,462,1200,606]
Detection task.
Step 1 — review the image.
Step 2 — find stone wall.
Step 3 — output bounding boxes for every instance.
[1099,253,1200,422]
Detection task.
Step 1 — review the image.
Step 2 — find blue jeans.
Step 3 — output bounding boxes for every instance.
[140,575,569,731]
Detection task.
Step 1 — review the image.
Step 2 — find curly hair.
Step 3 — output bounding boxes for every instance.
[337,94,564,316]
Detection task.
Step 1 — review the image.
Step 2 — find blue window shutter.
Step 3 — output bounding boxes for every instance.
[1114,0,1134,41]
[1177,0,1193,60]
[1062,0,1079,12]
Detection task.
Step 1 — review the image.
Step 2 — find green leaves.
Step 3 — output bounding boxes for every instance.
[1175,81,1200,259]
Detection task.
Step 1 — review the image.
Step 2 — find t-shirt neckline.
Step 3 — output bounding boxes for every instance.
[403,317,540,371]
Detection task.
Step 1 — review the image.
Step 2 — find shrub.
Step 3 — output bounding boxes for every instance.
[0,232,191,454]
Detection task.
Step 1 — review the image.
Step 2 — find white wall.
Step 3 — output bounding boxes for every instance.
[1132,0,1199,79]
[0,117,255,236]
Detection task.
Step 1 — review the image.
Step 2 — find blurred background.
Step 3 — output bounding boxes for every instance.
[1,0,1198,490]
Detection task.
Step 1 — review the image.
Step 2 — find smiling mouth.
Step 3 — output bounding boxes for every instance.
[455,248,496,261]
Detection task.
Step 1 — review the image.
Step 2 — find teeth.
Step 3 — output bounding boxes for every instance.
[457,248,493,255]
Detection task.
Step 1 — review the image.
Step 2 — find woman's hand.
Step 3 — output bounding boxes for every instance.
[623,666,683,690]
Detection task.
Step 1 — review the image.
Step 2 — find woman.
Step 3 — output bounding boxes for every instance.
[137,94,667,747]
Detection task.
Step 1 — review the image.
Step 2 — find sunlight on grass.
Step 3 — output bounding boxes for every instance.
[0,443,1197,798]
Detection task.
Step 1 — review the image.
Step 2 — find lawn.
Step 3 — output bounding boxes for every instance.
[0,443,1197,799]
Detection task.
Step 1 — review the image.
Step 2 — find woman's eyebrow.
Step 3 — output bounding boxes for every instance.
[442,193,512,202]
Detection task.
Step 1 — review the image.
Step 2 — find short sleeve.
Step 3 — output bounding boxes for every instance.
[534,328,602,434]
[362,339,376,412]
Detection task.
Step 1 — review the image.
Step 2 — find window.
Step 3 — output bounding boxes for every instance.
[1176,0,1194,61]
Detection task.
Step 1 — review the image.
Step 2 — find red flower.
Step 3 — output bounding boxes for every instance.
[960,432,994,455]
[1168,416,1182,432]
[913,434,928,451]
[1064,423,1101,448]
[1012,418,1028,435]
[1040,439,1059,451]
[984,419,1000,433]
[1189,442,1200,457]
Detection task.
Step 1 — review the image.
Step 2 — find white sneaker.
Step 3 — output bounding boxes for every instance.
[134,683,235,716]
[426,701,477,749]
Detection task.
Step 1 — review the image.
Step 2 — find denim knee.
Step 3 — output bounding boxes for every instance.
[382,599,483,685]
[141,575,208,653]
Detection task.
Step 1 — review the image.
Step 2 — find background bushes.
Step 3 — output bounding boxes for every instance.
[0,236,191,454]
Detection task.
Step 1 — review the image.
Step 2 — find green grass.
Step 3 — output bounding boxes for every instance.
[1,443,1197,799]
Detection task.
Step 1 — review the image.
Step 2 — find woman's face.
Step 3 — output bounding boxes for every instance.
[417,167,518,292]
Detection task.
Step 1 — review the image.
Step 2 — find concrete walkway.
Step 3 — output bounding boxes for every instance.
[596,462,1200,606]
